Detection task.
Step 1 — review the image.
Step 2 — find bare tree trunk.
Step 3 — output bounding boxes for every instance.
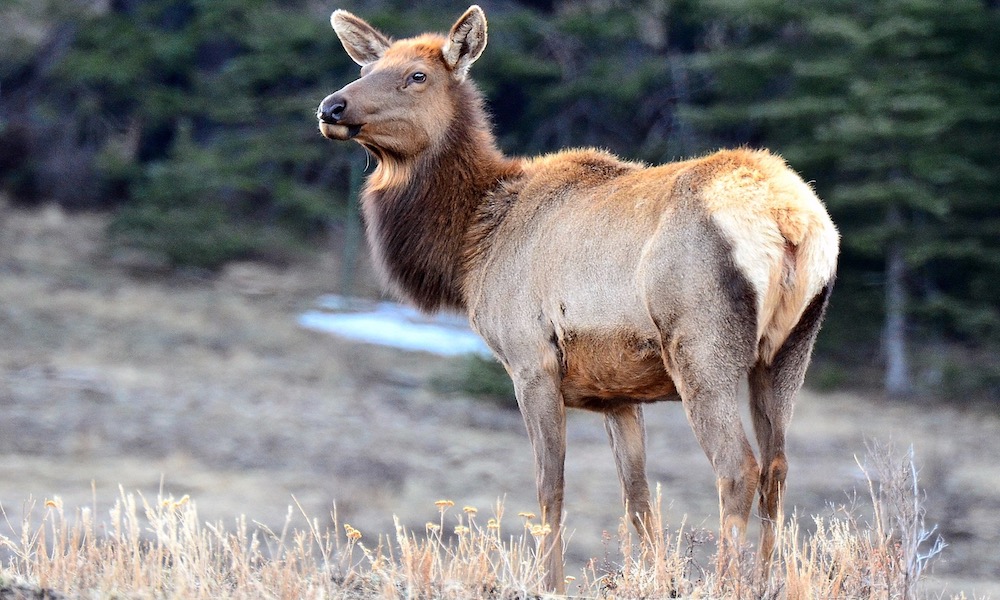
[884,204,912,396]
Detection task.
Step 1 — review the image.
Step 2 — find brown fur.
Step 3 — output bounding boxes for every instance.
[560,330,679,409]
[318,6,839,592]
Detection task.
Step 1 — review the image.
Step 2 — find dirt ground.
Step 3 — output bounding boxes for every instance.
[1,204,998,597]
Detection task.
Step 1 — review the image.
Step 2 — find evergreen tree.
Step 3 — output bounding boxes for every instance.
[2,0,359,267]
[688,0,1000,398]
[3,0,997,397]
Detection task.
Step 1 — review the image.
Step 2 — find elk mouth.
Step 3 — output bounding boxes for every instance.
[319,122,363,141]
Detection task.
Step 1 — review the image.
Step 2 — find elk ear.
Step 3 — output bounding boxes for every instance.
[443,5,487,80]
[331,9,391,66]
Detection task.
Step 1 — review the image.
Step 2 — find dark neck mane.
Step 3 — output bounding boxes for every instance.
[360,84,520,313]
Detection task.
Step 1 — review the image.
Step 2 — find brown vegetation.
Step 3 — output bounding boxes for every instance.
[0,445,950,599]
[1,204,999,597]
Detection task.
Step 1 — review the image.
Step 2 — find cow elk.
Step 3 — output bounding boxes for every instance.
[317,5,839,592]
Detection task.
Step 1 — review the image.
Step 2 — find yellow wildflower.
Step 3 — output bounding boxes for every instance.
[486,518,500,530]
[160,494,190,509]
[343,524,362,541]
[517,511,536,520]
[462,505,478,515]
[454,525,470,535]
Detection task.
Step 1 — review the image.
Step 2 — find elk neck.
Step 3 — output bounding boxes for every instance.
[359,83,522,313]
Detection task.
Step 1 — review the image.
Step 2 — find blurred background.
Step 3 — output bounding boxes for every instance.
[2,0,999,594]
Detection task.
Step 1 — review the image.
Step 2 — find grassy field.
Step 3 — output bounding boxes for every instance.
[0,451,953,599]
[1,203,998,598]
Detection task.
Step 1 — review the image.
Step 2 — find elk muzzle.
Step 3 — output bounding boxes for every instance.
[317,92,360,140]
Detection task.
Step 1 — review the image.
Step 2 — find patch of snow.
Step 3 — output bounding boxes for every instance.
[298,295,492,357]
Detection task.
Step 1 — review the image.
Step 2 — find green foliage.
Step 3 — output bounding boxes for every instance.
[2,0,357,268]
[430,355,517,408]
[806,361,850,393]
[939,360,1000,403]
[475,3,680,162]
[108,122,297,269]
[110,202,254,271]
[689,0,1000,396]
[2,0,999,396]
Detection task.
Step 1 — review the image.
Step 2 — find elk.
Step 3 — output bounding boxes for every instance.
[317,5,838,592]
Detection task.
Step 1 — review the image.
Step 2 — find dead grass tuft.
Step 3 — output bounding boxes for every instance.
[0,444,959,599]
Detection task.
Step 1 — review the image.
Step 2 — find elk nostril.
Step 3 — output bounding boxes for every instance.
[319,97,347,124]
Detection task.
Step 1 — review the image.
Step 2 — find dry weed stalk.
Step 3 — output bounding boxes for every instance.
[0,444,951,599]
[576,443,948,600]
[0,489,562,599]
[778,441,946,600]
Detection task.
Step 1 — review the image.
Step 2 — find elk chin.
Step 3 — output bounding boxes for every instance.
[319,122,361,141]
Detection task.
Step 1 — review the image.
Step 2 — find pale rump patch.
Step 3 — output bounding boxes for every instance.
[701,150,838,363]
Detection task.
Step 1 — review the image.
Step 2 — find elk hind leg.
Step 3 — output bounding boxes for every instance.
[604,404,654,538]
[666,343,759,552]
[748,363,789,568]
[750,285,832,568]
[643,206,760,565]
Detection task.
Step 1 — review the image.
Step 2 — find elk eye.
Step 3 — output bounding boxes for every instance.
[409,72,426,84]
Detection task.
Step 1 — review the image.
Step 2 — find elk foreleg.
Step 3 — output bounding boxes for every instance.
[604,405,653,538]
[513,371,567,593]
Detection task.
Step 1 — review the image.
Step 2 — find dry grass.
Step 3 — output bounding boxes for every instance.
[0,444,955,599]
[3,204,997,597]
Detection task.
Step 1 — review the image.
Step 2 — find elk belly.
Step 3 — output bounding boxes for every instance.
[558,330,679,410]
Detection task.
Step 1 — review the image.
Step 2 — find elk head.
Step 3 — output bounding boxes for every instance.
[317,6,488,160]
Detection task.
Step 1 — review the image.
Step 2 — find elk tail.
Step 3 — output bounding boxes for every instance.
[757,168,839,365]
